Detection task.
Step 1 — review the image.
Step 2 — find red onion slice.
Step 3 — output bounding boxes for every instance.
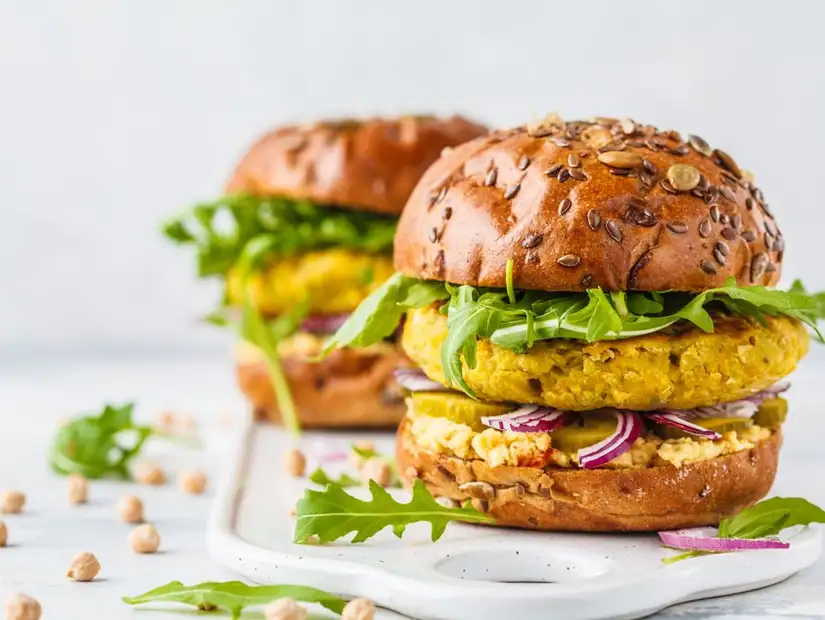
[393,368,453,393]
[577,411,644,469]
[659,528,789,552]
[481,407,575,433]
[693,382,791,418]
[301,314,351,334]
[647,412,722,440]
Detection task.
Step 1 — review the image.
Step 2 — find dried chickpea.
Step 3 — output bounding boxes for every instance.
[129,523,160,554]
[342,598,375,620]
[66,552,100,582]
[156,409,176,429]
[264,597,308,620]
[283,448,306,477]
[0,521,7,547]
[178,469,207,495]
[361,457,392,487]
[4,593,41,620]
[134,463,166,485]
[117,496,144,523]
[1,491,25,514]
[67,474,88,505]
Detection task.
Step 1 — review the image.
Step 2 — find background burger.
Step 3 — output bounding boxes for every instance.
[325,114,825,530]
[163,115,486,433]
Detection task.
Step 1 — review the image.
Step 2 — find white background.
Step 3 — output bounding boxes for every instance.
[2,0,825,359]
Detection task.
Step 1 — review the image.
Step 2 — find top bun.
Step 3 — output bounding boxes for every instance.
[225,115,487,216]
[394,114,783,292]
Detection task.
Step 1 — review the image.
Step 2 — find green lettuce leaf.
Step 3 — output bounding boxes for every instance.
[122,581,346,619]
[162,194,396,278]
[717,497,825,539]
[308,467,359,488]
[49,403,154,479]
[294,479,494,544]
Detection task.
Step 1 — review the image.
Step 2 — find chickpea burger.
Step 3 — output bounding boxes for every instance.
[163,115,486,432]
[325,114,825,531]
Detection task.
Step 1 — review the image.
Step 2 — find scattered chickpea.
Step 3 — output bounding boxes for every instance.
[4,593,41,620]
[0,521,7,547]
[361,457,392,487]
[264,597,308,620]
[404,466,419,480]
[67,474,88,505]
[117,496,144,523]
[181,415,197,430]
[1,491,25,515]
[134,463,166,485]
[66,552,100,582]
[156,409,176,429]
[129,523,160,554]
[178,469,208,495]
[342,598,375,620]
[283,449,306,477]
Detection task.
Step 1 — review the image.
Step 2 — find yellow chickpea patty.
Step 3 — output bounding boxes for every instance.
[226,248,394,316]
[402,306,809,411]
[406,408,774,470]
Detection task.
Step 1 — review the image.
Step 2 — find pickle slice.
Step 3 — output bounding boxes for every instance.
[410,392,510,429]
[753,397,788,428]
[549,415,618,452]
[655,416,753,439]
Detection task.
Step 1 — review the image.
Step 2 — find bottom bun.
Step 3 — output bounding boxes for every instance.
[397,418,781,531]
[236,342,408,428]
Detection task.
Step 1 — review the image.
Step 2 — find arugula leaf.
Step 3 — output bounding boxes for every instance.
[294,479,494,544]
[162,194,396,278]
[309,467,359,488]
[122,581,346,619]
[320,273,450,356]
[718,497,825,539]
[50,403,154,479]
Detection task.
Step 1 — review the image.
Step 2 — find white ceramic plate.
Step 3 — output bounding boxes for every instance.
[208,421,822,620]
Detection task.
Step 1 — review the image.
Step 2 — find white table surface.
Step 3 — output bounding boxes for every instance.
[1,350,824,620]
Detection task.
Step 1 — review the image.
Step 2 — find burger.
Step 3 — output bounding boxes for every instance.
[324,114,825,530]
[163,115,486,432]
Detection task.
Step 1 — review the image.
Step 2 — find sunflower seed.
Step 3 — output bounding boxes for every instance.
[721,227,737,240]
[659,179,677,194]
[765,261,778,273]
[773,236,785,252]
[742,229,757,242]
[428,227,439,243]
[699,218,712,238]
[667,164,701,191]
[713,249,727,266]
[710,205,720,222]
[517,154,531,171]
[751,253,768,282]
[625,206,658,227]
[459,481,495,500]
[485,167,498,187]
[764,218,778,236]
[642,159,657,175]
[558,198,572,215]
[554,138,570,148]
[598,151,643,169]
[557,254,582,267]
[504,184,521,199]
[557,168,570,182]
[606,220,622,242]
[521,233,543,249]
[545,163,562,178]
[720,186,737,202]
[731,214,742,230]
[587,209,601,231]
[715,240,730,256]
[568,168,587,181]
[436,186,448,203]
[667,221,688,234]
[745,197,754,210]
[526,251,539,264]
[720,213,730,225]
[713,149,743,179]
[670,144,690,156]
[688,134,712,156]
[701,260,718,275]
[443,206,452,220]
[581,274,594,287]
[619,118,635,134]
[567,153,581,168]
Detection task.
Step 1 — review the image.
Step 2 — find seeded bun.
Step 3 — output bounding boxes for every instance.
[397,419,781,531]
[394,115,783,292]
[236,342,408,428]
[225,115,487,216]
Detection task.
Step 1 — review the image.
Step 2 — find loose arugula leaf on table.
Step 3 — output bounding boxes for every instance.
[294,479,494,544]
[162,194,397,278]
[122,581,346,619]
[663,497,825,564]
[309,467,359,488]
[50,403,153,479]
